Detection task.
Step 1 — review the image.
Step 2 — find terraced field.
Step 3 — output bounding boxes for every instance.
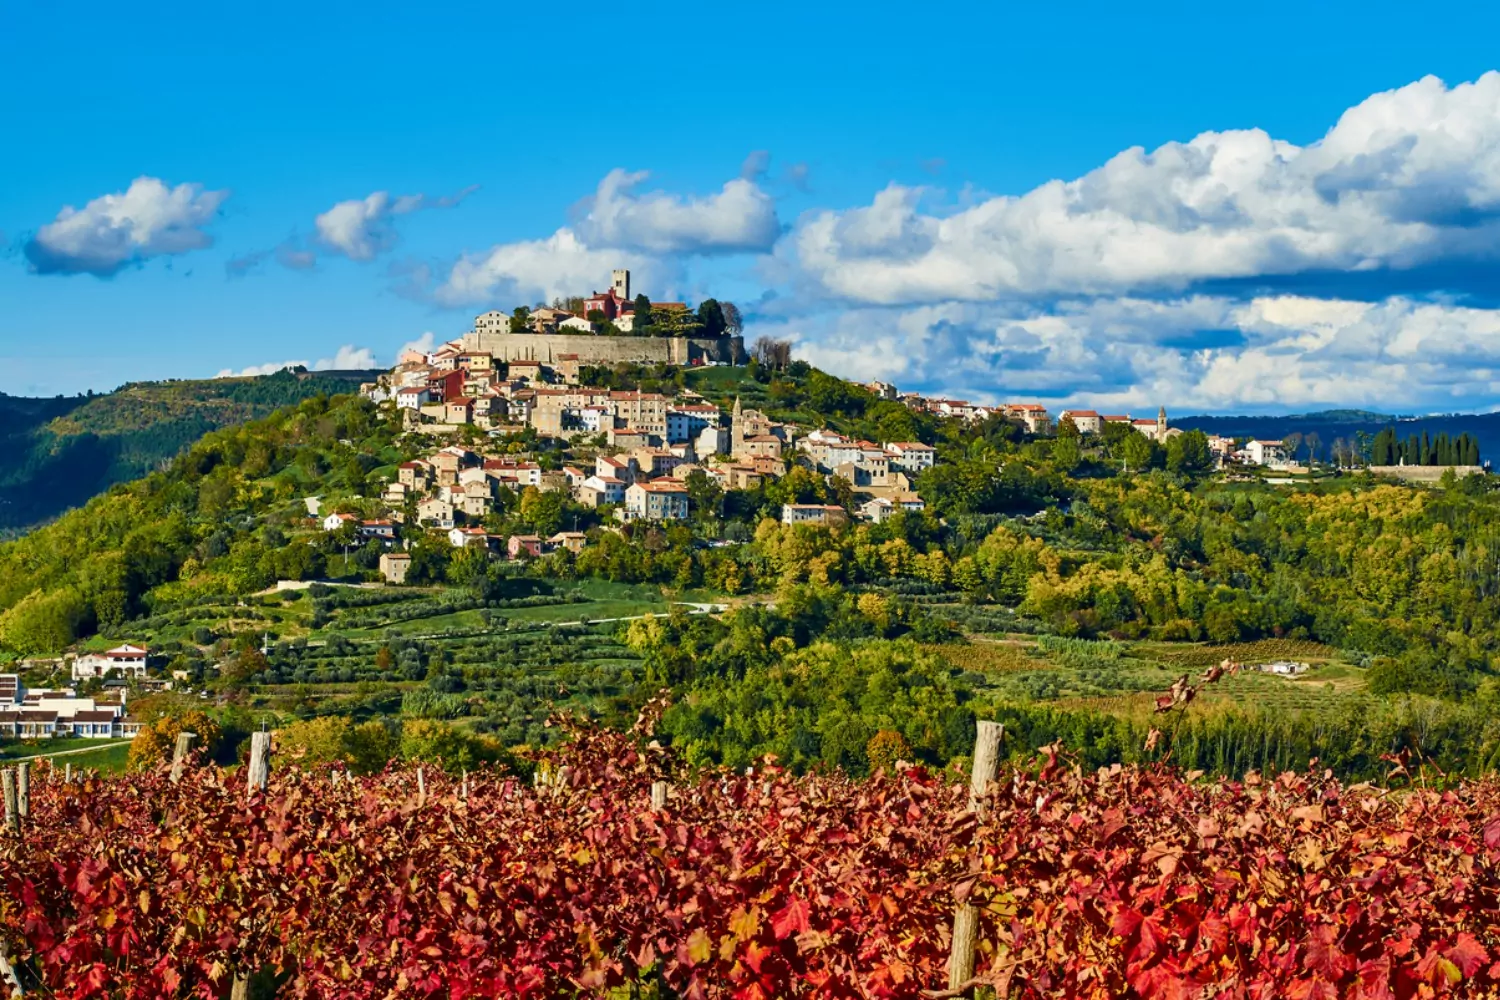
[931,632,1365,721]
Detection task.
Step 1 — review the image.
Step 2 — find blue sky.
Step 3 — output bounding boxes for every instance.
[6,0,1500,413]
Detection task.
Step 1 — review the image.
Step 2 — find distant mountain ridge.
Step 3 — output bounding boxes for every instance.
[0,369,379,532]
[1174,408,1500,462]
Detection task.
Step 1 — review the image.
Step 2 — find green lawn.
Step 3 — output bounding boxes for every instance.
[55,742,132,774]
[0,738,134,770]
[501,599,665,623]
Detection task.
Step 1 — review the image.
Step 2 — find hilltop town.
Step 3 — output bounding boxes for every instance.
[346,271,1240,578]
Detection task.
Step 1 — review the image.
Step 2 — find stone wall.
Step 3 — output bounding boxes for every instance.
[1367,465,1486,482]
[463,331,744,367]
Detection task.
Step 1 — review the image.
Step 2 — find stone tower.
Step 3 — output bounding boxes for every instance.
[1156,406,1167,442]
[611,269,631,300]
[730,396,744,457]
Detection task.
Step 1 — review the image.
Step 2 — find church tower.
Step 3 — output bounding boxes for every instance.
[731,396,744,457]
[1156,406,1167,442]
[611,269,631,300]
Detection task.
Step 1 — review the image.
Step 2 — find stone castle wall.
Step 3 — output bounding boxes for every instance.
[1367,465,1486,482]
[463,332,744,367]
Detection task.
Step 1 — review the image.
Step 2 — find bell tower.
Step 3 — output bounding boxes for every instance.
[611,269,631,300]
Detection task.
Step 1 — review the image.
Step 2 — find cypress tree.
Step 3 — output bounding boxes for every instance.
[1422,431,1432,465]
[1374,427,1395,465]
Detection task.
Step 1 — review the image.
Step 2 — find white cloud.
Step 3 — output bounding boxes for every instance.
[315,185,478,261]
[770,293,1500,413]
[399,331,438,357]
[787,73,1500,304]
[215,344,378,378]
[574,168,780,254]
[434,227,652,307]
[426,167,778,307]
[25,177,229,276]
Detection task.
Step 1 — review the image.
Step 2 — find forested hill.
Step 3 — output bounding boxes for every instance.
[0,368,379,533]
[1174,409,1500,461]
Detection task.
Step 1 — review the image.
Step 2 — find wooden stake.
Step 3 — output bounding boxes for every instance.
[15,764,27,822]
[170,731,198,785]
[968,721,1003,814]
[460,769,469,801]
[64,762,72,784]
[234,733,269,999]
[0,940,23,997]
[650,780,670,811]
[947,905,980,993]
[947,720,1003,993]
[416,767,426,809]
[1,771,16,834]
[246,732,271,799]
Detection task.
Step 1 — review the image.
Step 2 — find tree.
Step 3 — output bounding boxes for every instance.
[721,301,744,336]
[1121,431,1155,472]
[697,299,727,337]
[508,306,531,333]
[0,587,88,655]
[633,295,653,333]
[1165,429,1212,475]
[750,336,793,369]
[1284,432,1304,464]
[683,469,723,522]
[128,709,223,770]
[1052,435,1081,472]
[519,486,565,536]
[1304,431,1323,465]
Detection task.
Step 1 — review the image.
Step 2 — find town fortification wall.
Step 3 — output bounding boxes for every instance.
[463,332,744,367]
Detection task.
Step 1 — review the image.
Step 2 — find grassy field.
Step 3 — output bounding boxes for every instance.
[52,742,132,773]
[931,633,1365,722]
[0,739,133,773]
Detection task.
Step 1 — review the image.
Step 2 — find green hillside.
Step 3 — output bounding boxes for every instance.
[5,362,1500,782]
[0,368,379,532]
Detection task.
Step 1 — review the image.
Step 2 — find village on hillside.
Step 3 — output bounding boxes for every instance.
[343,270,1245,581]
[0,273,1382,738]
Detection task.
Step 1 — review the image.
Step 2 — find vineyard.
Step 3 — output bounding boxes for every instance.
[1,712,1499,999]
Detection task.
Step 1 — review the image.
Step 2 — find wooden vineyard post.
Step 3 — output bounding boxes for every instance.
[170,731,197,785]
[234,732,273,999]
[650,781,670,811]
[947,720,1002,994]
[63,763,72,785]
[460,770,469,801]
[416,767,426,809]
[15,764,27,823]
[246,732,271,799]
[1,771,16,834]
[967,721,1002,813]
[0,941,21,997]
